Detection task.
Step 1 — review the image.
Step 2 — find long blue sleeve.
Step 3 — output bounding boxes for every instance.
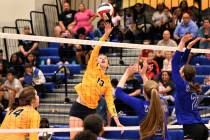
[181,48,191,65]
[172,51,186,90]
[115,87,144,113]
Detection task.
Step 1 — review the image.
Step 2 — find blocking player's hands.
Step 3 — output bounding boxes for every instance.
[187,37,201,49]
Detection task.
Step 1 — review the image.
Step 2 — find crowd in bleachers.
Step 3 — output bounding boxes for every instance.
[0,0,209,134]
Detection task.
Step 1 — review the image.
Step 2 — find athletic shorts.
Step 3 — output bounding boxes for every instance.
[69,101,96,120]
[183,123,208,140]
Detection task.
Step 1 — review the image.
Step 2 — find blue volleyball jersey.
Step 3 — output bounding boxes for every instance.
[172,50,202,124]
[115,87,168,139]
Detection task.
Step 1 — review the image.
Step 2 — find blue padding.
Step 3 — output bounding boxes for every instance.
[43,82,55,92]
[51,136,70,140]
[202,85,210,93]
[49,42,60,48]
[104,130,139,139]
[195,66,210,75]
[195,75,205,84]
[39,64,81,74]
[40,48,59,56]
[167,130,184,140]
[119,116,139,126]
[202,118,210,124]
[191,56,210,65]
[39,56,60,64]
[53,125,68,128]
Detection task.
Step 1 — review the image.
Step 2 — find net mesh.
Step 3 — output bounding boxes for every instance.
[0,33,209,140]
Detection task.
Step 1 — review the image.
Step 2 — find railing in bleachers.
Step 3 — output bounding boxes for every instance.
[2,27,18,60]
[30,11,48,48]
[43,4,59,37]
[15,19,33,34]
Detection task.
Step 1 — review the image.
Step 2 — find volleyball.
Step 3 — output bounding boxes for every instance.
[97,3,114,20]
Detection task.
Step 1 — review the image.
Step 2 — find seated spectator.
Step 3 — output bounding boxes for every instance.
[154,50,165,70]
[124,22,141,43]
[18,26,39,62]
[20,64,46,95]
[173,13,198,41]
[159,71,175,105]
[162,51,173,71]
[26,53,39,67]
[0,69,23,110]
[178,0,195,21]
[58,2,76,32]
[124,8,134,28]
[157,30,177,47]
[94,20,105,41]
[58,30,76,65]
[198,18,210,49]
[83,114,106,140]
[146,52,160,80]
[204,76,210,85]
[73,130,97,140]
[74,27,92,66]
[152,3,172,33]
[54,24,62,37]
[0,49,8,77]
[71,3,96,34]
[170,8,182,32]
[9,53,24,77]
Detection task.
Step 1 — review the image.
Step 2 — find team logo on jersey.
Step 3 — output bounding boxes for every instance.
[186,84,190,92]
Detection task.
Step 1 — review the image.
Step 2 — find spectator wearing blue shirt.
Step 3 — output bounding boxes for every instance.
[198,18,210,49]
[115,62,168,140]
[172,34,208,140]
[173,13,198,41]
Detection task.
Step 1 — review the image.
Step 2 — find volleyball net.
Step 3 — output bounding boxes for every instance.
[0,33,209,139]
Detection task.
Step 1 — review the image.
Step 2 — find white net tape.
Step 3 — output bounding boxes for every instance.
[0,33,210,54]
[0,124,209,133]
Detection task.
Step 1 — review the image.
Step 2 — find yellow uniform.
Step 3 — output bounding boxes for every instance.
[0,106,40,140]
[75,34,117,117]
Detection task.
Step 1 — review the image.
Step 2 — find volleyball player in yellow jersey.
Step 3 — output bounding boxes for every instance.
[0,86,40,140]
[69,23,123,139]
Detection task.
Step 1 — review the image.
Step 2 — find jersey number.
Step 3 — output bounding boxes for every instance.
[97,78,104,87]
[13,109,24,117]
[191,93,198,110]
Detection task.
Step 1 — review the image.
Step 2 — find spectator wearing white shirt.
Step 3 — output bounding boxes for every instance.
[162,51,173,72]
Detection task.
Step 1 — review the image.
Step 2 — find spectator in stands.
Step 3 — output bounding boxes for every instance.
[0,69,23,110]
[173,13,198,41]
[198,18,210,49]
[162,51,173,71]
[157,30,177,47]
[26,53,39,67]
[9,53,24,78]
[124,8,134,28]
[133,3,153,41]
[18,26,39,62]
[74,27,92,66]
[83,114,105,140]
[58,2,76,32]
[178,0,195,21]
[170,8,182,32]
[20,64,46,95]
[0,49,8,77]
[54,24,62,37]
[71,3,96,34]
[146,52,160,80]
[94,20,105,41]
[159,71,175,105]
[154,50,165,70]
[58,30,76,65]
[73,130,97,140]
[152,3,172,35]
[204,76,210,85]
[124,22,141,43]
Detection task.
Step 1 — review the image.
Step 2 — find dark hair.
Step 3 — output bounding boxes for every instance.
[40,118,50,128]
[183,65,201,93]
[0,49,3,54]
[83,114,104,136]
[24,63,33,69]
[97,19,104,28]
[7,68,15,76]
[179,0,189,9]
[160,71,171,81]
[76,27,86,35]
[11,86,37,110]
[111,78,119,88]
[73,130,97,140]
[203,17,210,22]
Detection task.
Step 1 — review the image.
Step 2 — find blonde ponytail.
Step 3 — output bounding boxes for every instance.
[140,81,165,140]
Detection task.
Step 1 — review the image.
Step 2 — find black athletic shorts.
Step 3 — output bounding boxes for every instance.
[183,123,208,140]
[69,101,96,120]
